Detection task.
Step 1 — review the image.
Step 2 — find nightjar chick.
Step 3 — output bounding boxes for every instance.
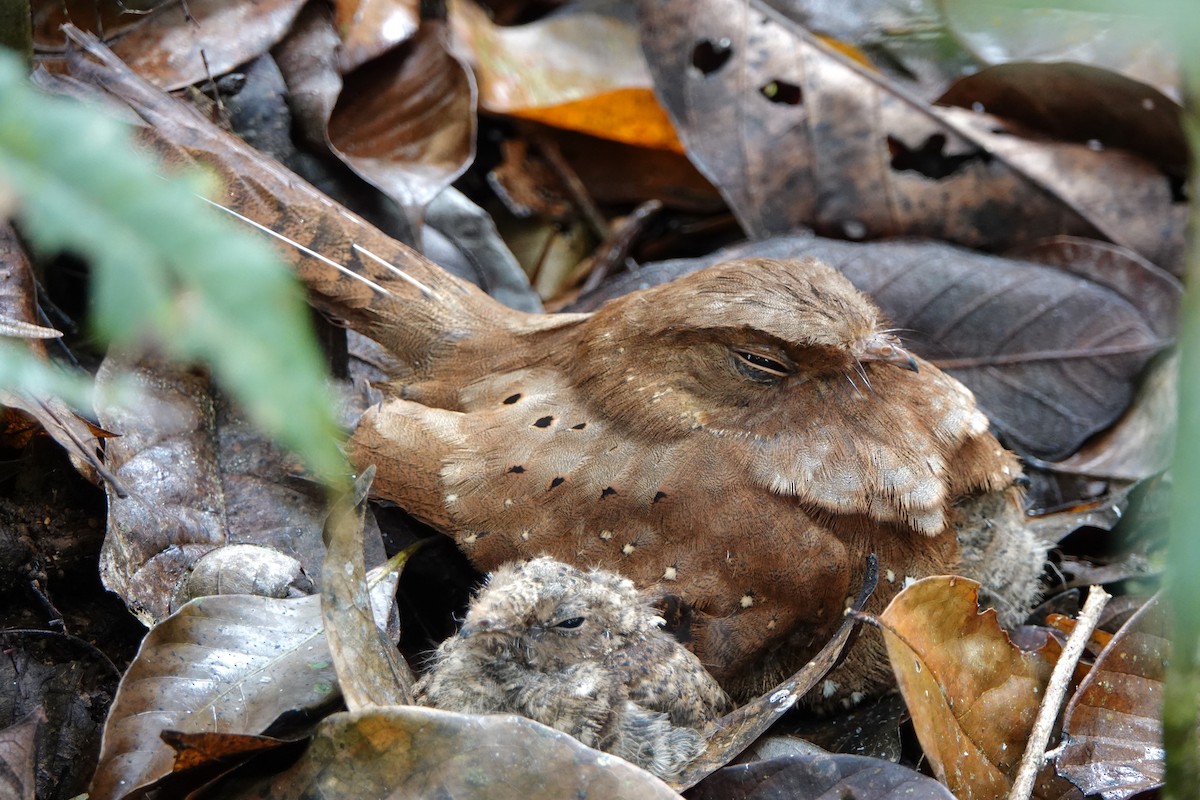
[413,556,732,780]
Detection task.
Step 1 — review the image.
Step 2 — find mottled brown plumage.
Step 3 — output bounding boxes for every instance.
[350,257,1046,704]
[414,556,730,779]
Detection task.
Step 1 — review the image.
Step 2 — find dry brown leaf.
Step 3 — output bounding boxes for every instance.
[878,576,1063,799]
[1058,595,1170,799]
[452,0,683,152]
[327,19,476,222]
[107,0,308,91]
[638,0,1185,273]
[332,0,419,72]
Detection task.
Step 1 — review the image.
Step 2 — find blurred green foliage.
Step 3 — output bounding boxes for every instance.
[0,48,348,488]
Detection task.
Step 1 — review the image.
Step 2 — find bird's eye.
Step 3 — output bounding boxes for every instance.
[734,350,791,382]
[554,616,585,629]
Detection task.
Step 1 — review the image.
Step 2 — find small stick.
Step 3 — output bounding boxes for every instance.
[1008,585,1110,800]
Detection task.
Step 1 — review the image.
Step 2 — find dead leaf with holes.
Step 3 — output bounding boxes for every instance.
[637,0,1186,273]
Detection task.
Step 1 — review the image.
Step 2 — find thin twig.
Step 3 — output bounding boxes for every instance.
[1008,585,1110,800]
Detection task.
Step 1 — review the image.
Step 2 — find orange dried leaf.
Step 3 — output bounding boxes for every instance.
[508,88,684,154]
[451,0,683,152]
[879,576,1060,799]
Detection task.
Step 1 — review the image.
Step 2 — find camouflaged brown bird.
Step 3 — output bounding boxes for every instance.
[350,256,1047,705]
[414,556,730,779]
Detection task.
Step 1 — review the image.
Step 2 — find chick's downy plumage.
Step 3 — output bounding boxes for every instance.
[414,557,731,780]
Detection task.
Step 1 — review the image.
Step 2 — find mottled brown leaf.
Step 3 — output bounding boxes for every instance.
[1058,595,1171,799]
[108,0,308,91]
[327,19,476,221]
[94,356,320,623]
[879,576,1060,799]
[638,0,1185,272]
[220,706,682,799]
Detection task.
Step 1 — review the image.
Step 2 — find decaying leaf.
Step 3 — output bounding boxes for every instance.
[94,355,329,624]
[878,576,1062,799]
[0,710,43,800]
[1058,595,1170,799]
[937,62,1186,178]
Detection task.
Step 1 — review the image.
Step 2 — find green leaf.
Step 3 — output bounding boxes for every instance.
[0,50,347,487]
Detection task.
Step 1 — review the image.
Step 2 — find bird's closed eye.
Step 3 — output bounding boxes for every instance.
[733,349,792,382]
[554,616,585,629]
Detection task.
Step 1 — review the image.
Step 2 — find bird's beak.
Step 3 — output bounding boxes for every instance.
[858,334,919,373]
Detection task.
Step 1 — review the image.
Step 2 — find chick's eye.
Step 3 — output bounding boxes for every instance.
[734,350,791,381]
[554,616,585,629]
